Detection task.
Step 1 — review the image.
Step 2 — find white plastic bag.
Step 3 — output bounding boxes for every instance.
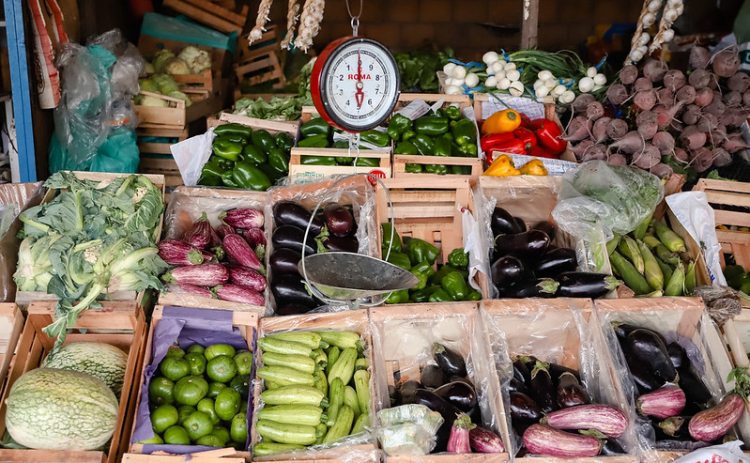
[671,441,750,463]
[171,128,216,186]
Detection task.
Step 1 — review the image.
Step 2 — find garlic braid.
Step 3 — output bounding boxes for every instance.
[280,0,301,50]
[626,0,662,65]
[293,0,325,52]
[649,0,684,53]
[248,0,274,44]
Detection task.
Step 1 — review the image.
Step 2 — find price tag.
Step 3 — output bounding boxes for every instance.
[507,153,578,175]
[396,99,431,120]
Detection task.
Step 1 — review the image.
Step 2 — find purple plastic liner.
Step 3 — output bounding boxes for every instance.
[132,305,256,454]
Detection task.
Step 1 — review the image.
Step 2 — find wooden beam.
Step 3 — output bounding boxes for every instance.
[520,0,540,49]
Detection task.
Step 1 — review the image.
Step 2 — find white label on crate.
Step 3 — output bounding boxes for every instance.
[396,99,432,120]
[502,153,577,175]
[481,95,545,121]
[429,99,445,114]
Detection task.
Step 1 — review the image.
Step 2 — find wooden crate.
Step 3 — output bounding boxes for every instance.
[369,303,511,463]
[0,304,24,399]
[238,26,281,66]
[158,186,269,316]
[481,298,638,462]
[173,69,215,95]
[392,94,483,185]
[594,297,750,462]
[251,310,378,461]
[138,127,190,196]
[162,0,248,34]
[135,91,188,130]
[125,306,257,462]
[374,177,487,300]
[0,301,146,463]
[234,49,285,91]
[206,112,299,134]
[233,93,296,104]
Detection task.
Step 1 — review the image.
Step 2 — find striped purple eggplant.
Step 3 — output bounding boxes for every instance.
[201,249,215,263]
[523,424,602,458]
[182,212,212,250]
[162,263,229,286]
[541,404,628,438]
[177,283,216,299]
[223,234,264,274]
[636,385,685,419]
[217,223,235,238]
[158,239,204,266]
[689,394,744,442]
[220,208,264,229]
[227,265,267,292]
[244,227,266,249]
[214,284,265,305]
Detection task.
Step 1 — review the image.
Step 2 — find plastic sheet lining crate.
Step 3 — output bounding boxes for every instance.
[0,304,23,399]
[125,305,257,462]
[0,301,146,463]
[369,302,511,462]
[162,0,248,34]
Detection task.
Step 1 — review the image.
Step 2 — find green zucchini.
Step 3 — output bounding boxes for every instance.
[258,337,313,357]
[263,352,317,374]
[253,442,305,456]
[343,385,361,417]
[257,405,327,426]
[267,332,321,349]
[261,385,329,407]
[327,377,345,426]
[266,381,283,390]
[323,405,354,443]
[318,331,360,349]
[257,366,315,387]
[314,423,327,445]
[328,348,357,386]
[325,346,340,376]
[257,420,319,445]
[351,412,368,434]
[312,348,327,368]
[355,358,368,371]
[313,370,328,398]
[353,369,371,415]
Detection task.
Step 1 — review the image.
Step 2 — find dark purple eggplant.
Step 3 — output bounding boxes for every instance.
[321,234,359,253]
[513,217,527,233]
[271,274,320,308]
[654,440,709,451]
[494,229,550,260]
[556,272,620,298]
[509,377,529,394]
[272,225,316,255]
[398,380,421,405]
[388,384,399,406]
[667,342,688,370]
[434,381,477,413]
[276,303,313,315]
[509,391,544,423]
[491,207,523,236]
[420,364,446,389]
[273,202,324,234]
[415,388,464,452]
[556,372,590,408]
[531,361,557,413]
[433,343,467,377]
[658,416,691,438]
[269,248,301,275]
[323,203,353,237]
[513,358,532,386]
[678,369,712,406]
[505,278,559,298]
[612,322,640,340]
[491,256,525,289]
[532,221,556,239]
[625,353,665,394]
[548,363,581,385]
[534,248,577,278]
[601,438,626,455]
[449,376,475,388]
[522,355,540,372]
[626,329,678,382]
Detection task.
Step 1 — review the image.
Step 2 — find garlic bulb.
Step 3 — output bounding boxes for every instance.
[249,0,274,45]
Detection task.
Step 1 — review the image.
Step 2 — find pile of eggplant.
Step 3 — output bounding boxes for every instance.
[388,343,505,454]
[510,357,630,458]
[490,207,620,299]
[614,323,745,450]
[269,201,359,314]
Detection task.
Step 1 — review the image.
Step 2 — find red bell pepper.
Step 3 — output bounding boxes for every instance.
[513,127,537,151]
[529,145,557,159]
[488,139,528,163]
[480,132,515,153]
[531,119,567,155]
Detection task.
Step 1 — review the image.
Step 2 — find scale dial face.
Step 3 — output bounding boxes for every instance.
[312,37,400,133]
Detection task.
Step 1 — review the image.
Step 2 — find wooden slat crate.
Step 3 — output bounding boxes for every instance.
[0,304,24,399]
[162,0,248,34]
[135,91,188,130]
[251,310,378,461]
[238,26,280,65]
[235,48,285,91]
[138,127,190,197]
[0,301,146,463]
[206,112,300,134]
[158,186,269,315]
[481,298,638,462]
[594,297,750,463]
[15,172,166,309]
[173,69,215,95]
[233,93,296,104]
[392,94,483,185]
[374,177,487,301]
[369,303,511,463]
[125,305,257,462]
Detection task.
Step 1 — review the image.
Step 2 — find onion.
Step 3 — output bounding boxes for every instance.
[445,85,462,95]
[497,78,511,90]
[485,76,498,88]
[559,90,576,104]
[443,63,456,75]
[538,70,554,81]
[579,77,595,93]
[544,78,557,89]
[553,84,567,96]
[586,67,597,78]
[491,61,505,75]
[506,69,521,81]
[509,81,524,96]
[465,72,479,88]
[594,73,607,86]
[504,62,517,71]
[453,66,467,79]
[536,85,550,98]
[482,51,499,64]
[494,70,506,80]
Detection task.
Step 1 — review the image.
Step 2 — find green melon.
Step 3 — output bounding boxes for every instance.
[41,342,128,396]
[5,368,119,450]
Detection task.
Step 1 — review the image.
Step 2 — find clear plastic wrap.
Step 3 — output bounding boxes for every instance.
[552,161,665,243]
[160,186,271,314]
[369,303,509,458]
[265,176,378,313]
[252,309,377,459]
[481,298,641,459]
[594,297,750,459]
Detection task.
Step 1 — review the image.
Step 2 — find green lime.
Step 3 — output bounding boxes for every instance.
[186,344,205,355]
[177,405,196,425]
[207,381,228,399]
[207,356,237,383]
[205,344,236,361]
[184,411,214,441]
[233,351,253,376]
[229,374,250,400]
[212,426,231,446]
[197,397,221,425]
[174,375,209,406]
[164,425,191,445]
[151,404,178,434]
[160,357,190,382]
[196,434,224,447]
[185,353,207,376]
[166,346,186,358]
[149,376,174,406]
[215,388,241,421]
[137,434,164,444]
[230,412,248,444]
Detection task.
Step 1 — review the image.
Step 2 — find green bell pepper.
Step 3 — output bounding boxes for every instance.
[402,130,416,142]
[411,270,428,290]
[233,161,272,191]
[274,132,295,152]
[199,173,222,186]
[414,116,449,136]
[385,289,409,304]
[444,106,461,121]
[441,271,469,300]
[741,282,750,295]
[434,137,451,157]
[258,163,286,184]
[300,118,332,137]
[451,119,477,146]
[361,130,391,148]
[450,165,473,175]
[301,155,336,165]
[429,264,458,285]
[412,135,435,156]
[409,238,439,265]
[335,156,354,165]
[381,223,402,253]
[387,114,413,140]
[411,261,435,278]
[395,141,418,155]
[410,286,440,303]
[298,134,330,148]
[268,148,289,173]
[242,144,267,165]
[354,157,379,167]
[405,164,423,173]
[466,290,481,301]
[448,248,469,268]
[425,164,448,175]
[333,140,350,149]
[251,129,276,154]
[213,138,243,162]
[402,236,412,255]
[199,159,225,186]
[457,143,478,157]
[216,157,234,170]
[729,272,750,290]
[442,132,454,144]
[214,123,253,139]
[724,265,746,281]
[428,288,452,303]
[386,252,411,271]
[221,170,240,188]
[218,133,249,145]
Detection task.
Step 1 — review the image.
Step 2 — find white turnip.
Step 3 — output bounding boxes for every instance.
[697,113,718,133]
[724,90,742,107]
[663,70,686,91]
[650,163,674,178]
[676,85,696,104]
[620,65,639,85]
[586,101,605,121]
[634,77,654,92]
[712,46,741,78]
[722,134,750,153]
[606,119,629,140]
[712,147,732,167]
[674,148,689,163]
[606,84,630,105]
[658,88,675,105]
[593,117,612,143]
[634,91,657,111]
[609,131,645,155]
[680,125,708,150]
[653,131,675,155]
[570,140,595,160]
[689,46,711,70]
[563,116,593,142]
[636,111,659,140]
[643,60,669,82]
[689,147,714,172]
[729,73,750,93]
[682,104,702,125]
[695,87,714,107]
[572,93,596,112]
[608,153,628,165]
[632,144,661,169]
[688,69,712,90]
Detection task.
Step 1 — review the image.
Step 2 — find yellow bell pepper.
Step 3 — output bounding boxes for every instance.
[481,109,522,136]
[519,159,548,176]
[484,154,521,176]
